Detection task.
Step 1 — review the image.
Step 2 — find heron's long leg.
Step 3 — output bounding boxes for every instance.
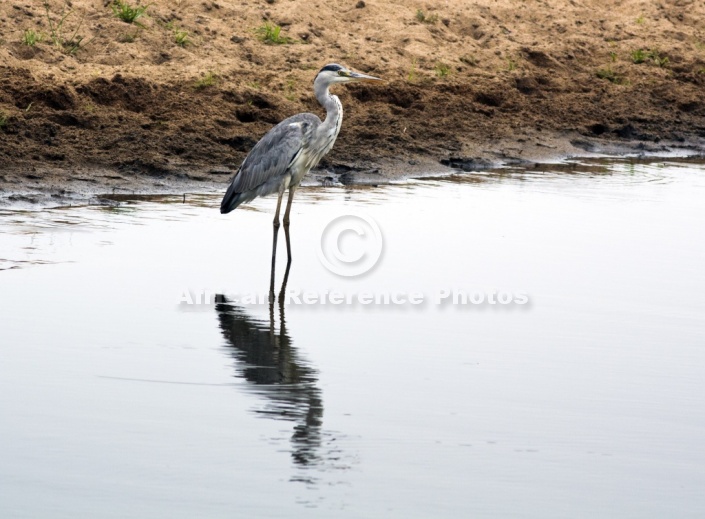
[277,186,295,304]
[282,186,297,228]
[269,189,285,301]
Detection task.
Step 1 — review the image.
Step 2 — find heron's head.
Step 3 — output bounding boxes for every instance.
[314,63,382,87]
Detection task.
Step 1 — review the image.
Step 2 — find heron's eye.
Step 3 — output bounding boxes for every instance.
[338,70,346,76]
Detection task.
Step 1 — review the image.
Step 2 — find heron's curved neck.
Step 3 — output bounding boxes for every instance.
[314,79,343,135]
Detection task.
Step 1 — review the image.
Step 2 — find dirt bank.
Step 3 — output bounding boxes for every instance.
[1,0,705,203]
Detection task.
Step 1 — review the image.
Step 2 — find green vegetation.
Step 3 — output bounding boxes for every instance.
[284,79,296,101]
[609,51,617,63]
[630,48,648,64]
[407,58,417,82]
[0,112,8,130]
[435,62,450,78]
[506,58,518,71]
[21,29,43,46]
[43,1,90,55]
[174,29,190,47]
[415,9,438,24]
[631,49,669,67]
[161,20,190,47]
[195,71,218,89]
[636,14,645,24]
[111,0,150,25]
[596,67,624,84]
[650,51,669,67]
[256,23,293,44]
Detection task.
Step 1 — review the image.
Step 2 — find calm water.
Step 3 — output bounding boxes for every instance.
[1,158,704,518]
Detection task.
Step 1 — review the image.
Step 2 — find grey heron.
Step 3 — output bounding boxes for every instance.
[219,63,382,296]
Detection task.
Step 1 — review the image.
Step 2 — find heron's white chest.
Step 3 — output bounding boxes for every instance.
[289,98,343,186]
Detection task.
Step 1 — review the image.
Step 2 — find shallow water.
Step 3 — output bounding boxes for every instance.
[2,158,705,517]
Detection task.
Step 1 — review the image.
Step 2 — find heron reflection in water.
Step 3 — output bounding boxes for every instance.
[214,231,325,468]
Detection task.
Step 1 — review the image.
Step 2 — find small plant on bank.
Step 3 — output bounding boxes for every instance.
[195,71,218,89]
[407,58,417,82]
[650,51,669,67]
[631,49,648,64]
[0,112,8,130]
[415,9,438,24]
[256,23,293,44]
[506,58,518,71]
[596,67,624,84]
[435,62,450,78]
[283,79,297,102]
[43,1,91,55]
[174,29,190,47]
[112,0,150,26]
[636,14,645,24]
[631,49,669,67]
[609,51,617,63]
[21,29,43,46]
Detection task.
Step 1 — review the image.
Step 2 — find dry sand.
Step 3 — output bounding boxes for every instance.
[1,0,704,203]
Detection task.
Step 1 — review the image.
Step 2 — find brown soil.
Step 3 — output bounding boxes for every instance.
[1,0,705,203]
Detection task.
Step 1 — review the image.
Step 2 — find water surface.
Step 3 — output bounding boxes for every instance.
[1,158,704,517]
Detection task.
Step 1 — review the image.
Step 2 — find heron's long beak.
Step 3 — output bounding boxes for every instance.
[349,71,383,82]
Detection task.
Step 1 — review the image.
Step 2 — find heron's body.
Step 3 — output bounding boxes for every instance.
[220,64,368,215]
[219,63,381,296]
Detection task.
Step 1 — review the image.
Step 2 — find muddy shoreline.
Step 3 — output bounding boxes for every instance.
[2,134,703,209]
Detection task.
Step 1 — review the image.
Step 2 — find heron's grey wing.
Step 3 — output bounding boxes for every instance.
[228,114,318,194]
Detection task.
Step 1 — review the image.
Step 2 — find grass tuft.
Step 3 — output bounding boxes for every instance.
[43,1,92,55]
[630,49,648,64]
[631,49,669,67]
[174,29,190,47]
[596,67,624,84]
[21,29,43,46]
[415,9,438,24]
[112,0,150,25]
[650,51,669,67]
[195,71,218,89]
[407,58,417,82]
[256,23,293,44]
[435,62,450,77]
